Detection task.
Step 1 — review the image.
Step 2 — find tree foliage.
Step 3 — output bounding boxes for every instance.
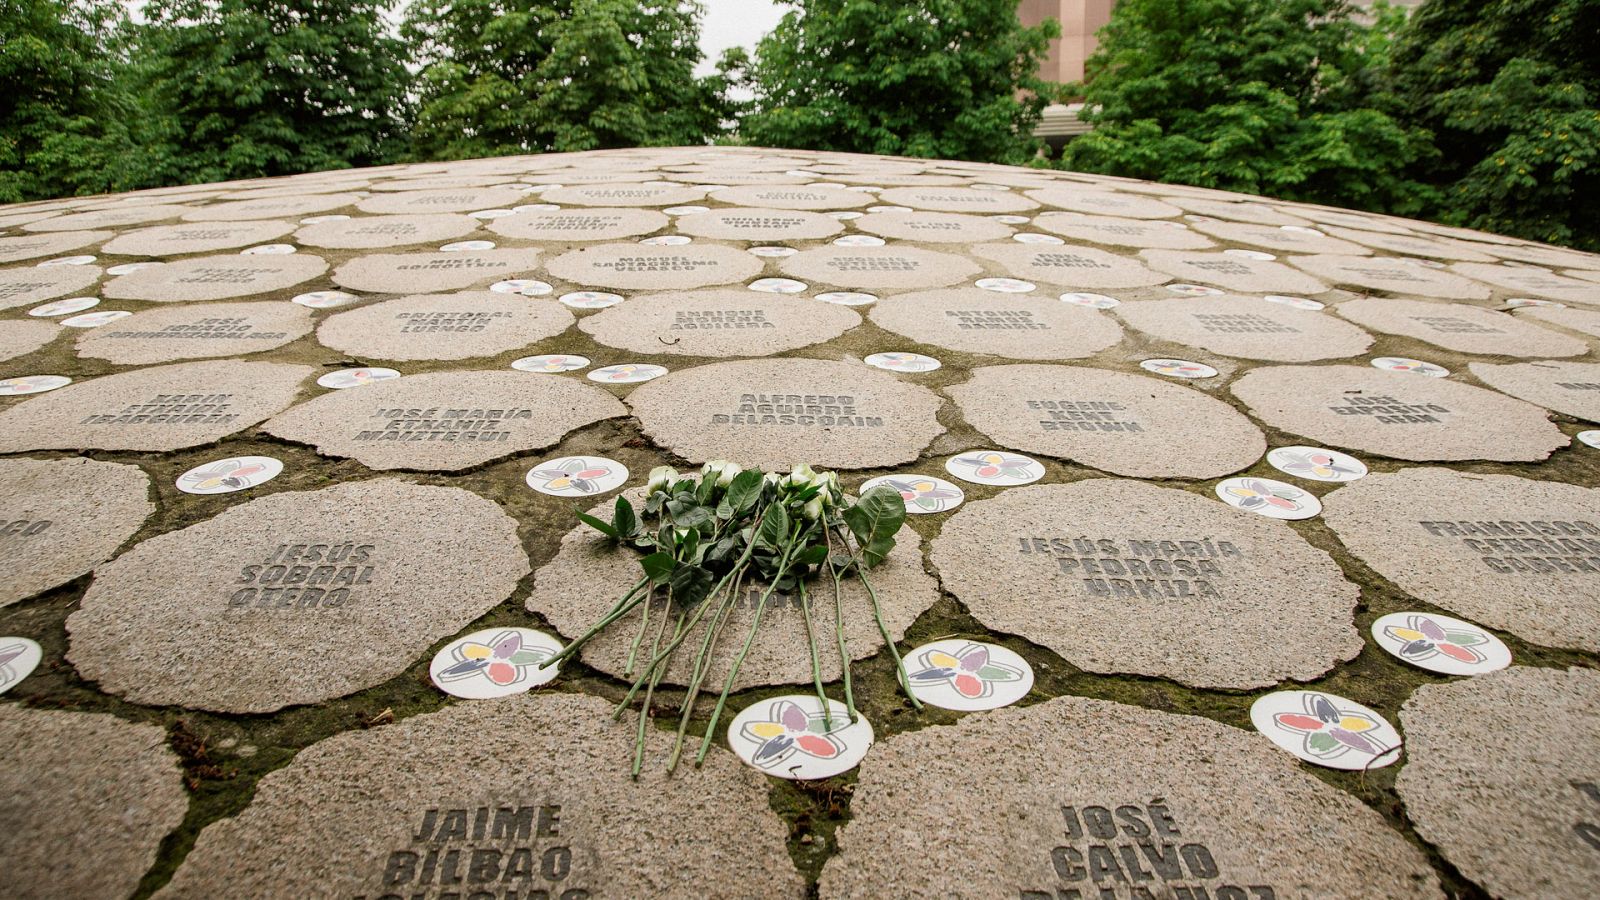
[737,0,1059,165]
[1059,0,1434,214]
[1383,0,1600,251]
[404,0,728,160]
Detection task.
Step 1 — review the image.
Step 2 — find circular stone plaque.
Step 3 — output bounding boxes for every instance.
[75,300,314,364]
[972,243,1165,289]
[675,206,843,241]
[1186,219,1371,255]
[1450,262,1600,304]
[527,490,938,690]
[539,183,704,207]
[103,253,326,302]
[1516,303,1600,337]
[23,203,191,231]
[0,263,102,310]
[315,292,573,362]
[103,219,295,256]
[875,185,1040,214]
[0,230,112,264]
[818,695,1439,900]
[1116,294,1373,362]
[1287,254,1491,299]
[154,693,804,898]
[1032,212,1215,250]
[578,289,859,357]
[263,370,625,471]
[931,481,1359,687]
[331,249,538,293]
[851,210,1014,243]
[0,457,152,608]
[1336,296,1585,357]
[293,213,480,249]
[486,206,668,242]
[180,193,361,221]
[1468,361,1600,423]
[710,184,871,210]
[0,707,188,899]
[950,365,1266,479]
[868,288,1123,359]
[0,359,312,453]
[1397,667,1600,900]
[1140,249,1329,294]
[1322,467,1600,651]
[545,243,763,290]
[780,245,981,290]
[1024,186,1182,218]
[0,319,59,361]
[353,186,528,215]
[68,480,530,712]
[1230,365,1567,462]
[625,358,945,470]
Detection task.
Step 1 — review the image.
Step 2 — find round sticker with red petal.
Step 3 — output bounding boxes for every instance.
[943,450,1045,486]
[727,694,873,780]
[1215,476,1321,520]
[1370,612,1511,676]
[0,637,43,696]
[859,474,964,514]
[904,640,1034,711]
[524,455,629,497]
[1372,357,1449,377]
[1266,446,1368,483]
[429,627,563,699]
[176,456,283,495]
[1250,690,1402,770]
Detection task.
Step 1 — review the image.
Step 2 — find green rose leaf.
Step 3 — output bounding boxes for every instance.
[843,485,905,567]
[668,563,714,609]
[640,551,677,585]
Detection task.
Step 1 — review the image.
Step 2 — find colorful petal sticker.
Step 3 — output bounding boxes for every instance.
[1166,283,1224,296]
[560,291,623,309]
[1264,295,1325,311]
[1265,446,1368,483]
[1250,690,1402,770]
[587,363,668,384]
[512,354,590,374]
[292,290,360,309]
[490,279,553,296]
[832,234,885,247]
[441,239,496,252]
[864,352,940,373]
[905,639,1034,711]
[1140,358,1218,379]
[1372,357,1450,378]
[727,694,873,780]
[0,637,43,696]
[640,235,692,246]
[860,474,964,514]
[1505,297,1563,309]
[815,291,877,306]
[37,255,96,267]
[991,215,1031,225]
[317,367,400,390]
[975,277,1036,294]
[60,310,131,328]
[429,627,562,699]
[106,262,163,275]
[1371,612,1511,676]
[828,211,863,221]
[240,244,296,255]
[1013,233,1065,245]
[749,246,798,258]
[0,375,71,396]
[176,456,284,495]
[749,277,808,294]
[1215,476,1321,520]
[663,205,709,216]
[944,450,1045,486]
[1060,292,1118,309]
[28,296,98,317]
[1577,430,1600,449]
[525,455,629,497]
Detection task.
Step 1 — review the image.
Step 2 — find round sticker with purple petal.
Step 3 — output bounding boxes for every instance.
[816,291,876,306]
[1060,292,1118,310]
[1012,233,1064,245]
[0,375,71,396]
[525,455,629,497]
[177,456,283,495]
[1215,476,1321,520]
[1505,297,1563,309]
[469,208,517,220]
[828,211,863,221]
[664,205,709,216]
[904,639,1033,711]
[512,204,559,213]
[992,215,1031,225]
[60,310,131,328]
[490,279,552,296]
[639,235,692,246]
[1140,358,1218,379]
[944,450,1045,486]
[832,234,885,247]
[512,354,589,374]
[1578,430,1600,449]
[1372,357,1449,378]
[441,240,496,252]
[859,474,964,514]
[587,363,668,384]
[37,255,96,267]
[865,352,940,373]
[106,262,162,276]
[1370,612,1511,677]
[975,277,1035,294]
[29,296,98,317]
[749,277,807,294]
[240,244,296,255]
[292,290,359,309]
[727,694,873,780]
[0,637,42,696]
[560,291,623,309]
[429,627,562,699]
[1250,690,1402,771]
[1264,295,1324,311]
[749,246,797,258]
[317,367,400,390]
[1166,283,1224,296]
[1266,446,1367,483]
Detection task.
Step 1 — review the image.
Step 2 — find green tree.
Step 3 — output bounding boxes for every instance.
[1059,0,1433,214]
[0,0,143,202]
[136,0,410,185]
[1384,0,1600,251]
[404,0,728,160]
[737,0,1059,164]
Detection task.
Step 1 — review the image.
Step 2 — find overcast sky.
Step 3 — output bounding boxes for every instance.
[697,1,788,75]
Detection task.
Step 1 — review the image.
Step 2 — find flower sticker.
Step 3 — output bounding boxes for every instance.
[640,235,692,246]
[177,456,283,495]
[728,695,873,779]
[748,277,808,294]
[292,290,359,309]
[1505,297,1563,309]
[560,291,623,309]
[1371,612,1511,676]
[864,352,940,372]
[975,277,1036,294]
[441,240,496,252]
[429,627,562,699]
[1251,690,1402,770]
[1140,358,1218,379]
[106,262,163,275]
[525,455,629,497]
[664,205,709,216]
[833,234,885,246]
[1264,295,1325,311]
[0,637,42,696]
[860,474,963,514]
[905,640,1033,711]
[815,291,877,306]
[1165,283,1224,296]
[1215,476,1321,520]
[491,279,553,296]
[1266,446,1368,483]
[28,296,98,317]
[37,255,95,267]
[512,354,590,374]
[1060,292,1119,309]
[317,367,400,390]
[60,310,131,328]
[240,244,296,255]
[1578,430,1600,449]
[587,363,668,384]
[1372,357,1450,377]
[749,246,798,258]
[1012,233,1064,245]
[0,375,71,396]
[944,451,1045,486]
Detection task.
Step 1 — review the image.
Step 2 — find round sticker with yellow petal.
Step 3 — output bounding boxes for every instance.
[1266,446,1368,483]
[0,637,42,696]
[176,456,283,495]
[525,455,629,497]
[1370,612,1511,676]
[860,474,963,514]
[904,639,1033,711]
[728,694,873,780]
[943,450,1045,486]
[429,627,563,699]
[1250,690,1402,771]
[1215,476,1321,520]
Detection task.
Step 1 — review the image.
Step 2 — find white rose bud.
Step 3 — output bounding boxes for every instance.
[802,496,823,521]
[647,465,678,493]
[716,462,742,487]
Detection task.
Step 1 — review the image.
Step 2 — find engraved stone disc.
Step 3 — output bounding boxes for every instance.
[1024,187,1182,218]
[850,210,1014,243]
[1336,297,1586,357]
[1185,220,1371,255]
[0,359,312,453]
[22,204,192,231]
[868,288,1122,359]
[76,300,314,364]
[486,207,669,242]
[710,184,871,210]
[263,370,624,471]
[0,457,152,607]
[819,695,1440,899]
[875,185,1040,214]
[1288,254,1491,299]
[1114,294,1373,362]
[294,213,480,249]
[1322,468,1600,650]
[540,183,705,207]
[578,289,858,356]
[1449,263,1600,304]
[315,292,573,362]
[674,206,845,241]
[332,248,539,294]
[0,707,188,899]
[950,364,1265,478]
[780,245,982,290]
[181,193,362,221]
[972,243,1166,289]
[1397,667,1600,900]
[1317,225,1498,261]
[354,186,528,215]
[1032,212,1214,250]
[0,230,112,264]
[0,263,103,310]
[626,358,945,470]
[545,243,763,290]
[1230,365,1567,462]
[103,253,328,302]
[68,480,530,712]
[154,693,804,898]
[103,219,296,256]
[1140,249,1330,294]
[0,319,59,361]
[1516,303,1600,338]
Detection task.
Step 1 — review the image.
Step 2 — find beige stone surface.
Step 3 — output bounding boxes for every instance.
[578,289,858,356]
[0,359,312,453]
[1398,667,1600,900]
[951,364,1265,478]
[487,207,669,242]
[820,694,1441,899]
[0,263,102,310]
[1025,186,1182,219]
[545,243,762,290]
[263,370,624,471]
[69,480,531,712]
[540,183,705,207]
[315,292,573,362]
[0,319,60,361]
[1116,294,1373,362]
[180,193,362,221]
[1032,212,1215,250]
[104,253,328,302]
[875,185,1040,214]
[1321,467,1600,650]
[1450,262,1600,304]
[103,219,296,256]
[295,213,481,249]
[869,288,1123,359]
[1163,196,1312,225]
[0,457,152,607]
[709,184,871,210]
[627,358,945,470]
[850,210,1014,243]
[1317,225,1498,261]
[0,706,188,899]
[1186,220,1371,255]
[1140,249,1330,294]
[972,242,1166,289]
[1231,365,1568,462]
[332,248,538,293]
[779,245,982,290]
[22,204,191,231]
[674,206,844,242]
[1336,296,1586,357]
[156,693,805,899]
[1517,303,1600,338]
[1289,254,1492,299]
[76,300,314,364]
[0,229,111,264]
[354,186,528,215]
